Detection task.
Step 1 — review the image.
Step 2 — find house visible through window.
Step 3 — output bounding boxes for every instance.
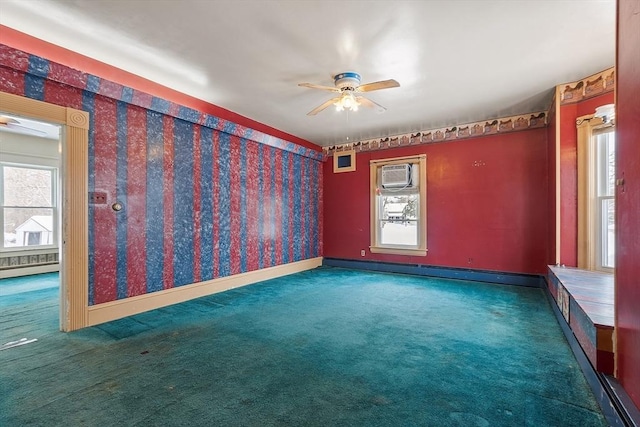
[1,164,57,250]
[370,154,427,256]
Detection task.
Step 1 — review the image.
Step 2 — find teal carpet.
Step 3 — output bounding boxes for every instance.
[0,271,59,296]
[0,267,606,426]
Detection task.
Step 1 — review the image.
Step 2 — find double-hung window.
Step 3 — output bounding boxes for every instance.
[1,163,58,250]
[370,154,427,256]
[594,129,615,270]
[577,114,615,272]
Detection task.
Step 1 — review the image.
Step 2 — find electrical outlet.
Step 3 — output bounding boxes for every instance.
[361,249,366,257]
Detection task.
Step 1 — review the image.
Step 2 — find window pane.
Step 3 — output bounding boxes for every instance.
[3,208,54,247]
[378,193,419,247]
[601,199,615,268]
[380,220,418,246]
[380,194,419,220]
[3,166,53,207]
[596,131,615,197]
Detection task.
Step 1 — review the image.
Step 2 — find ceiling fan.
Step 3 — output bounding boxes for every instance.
[0,115,48,137]
[298,72,400,116]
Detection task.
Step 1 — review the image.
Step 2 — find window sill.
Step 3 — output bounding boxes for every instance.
[369,246,427,256]
[0,247,59,255]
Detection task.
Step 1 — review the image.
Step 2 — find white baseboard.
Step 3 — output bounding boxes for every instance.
[0,264,60,279]
[87,257,323,326]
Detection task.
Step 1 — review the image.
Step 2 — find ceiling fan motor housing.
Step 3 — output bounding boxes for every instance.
[334,72,361,90]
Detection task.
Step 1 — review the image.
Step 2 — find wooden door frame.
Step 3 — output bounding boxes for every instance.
[1,91,89,331]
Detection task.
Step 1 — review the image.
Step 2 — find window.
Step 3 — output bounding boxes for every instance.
[1,163,58,250]
[370,154,427,256]
[595,129,615,269]
[577,114,615,272]
[26,231,43,246]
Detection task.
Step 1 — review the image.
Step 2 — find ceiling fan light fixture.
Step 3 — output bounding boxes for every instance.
[334,91,359,112]
[334,72,361,89]
[299,71,398,116]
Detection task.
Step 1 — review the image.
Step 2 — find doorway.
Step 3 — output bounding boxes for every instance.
[0,114,62,339]
[0,91,89,331]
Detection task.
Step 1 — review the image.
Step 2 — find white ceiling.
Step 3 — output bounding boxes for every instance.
[0,0,616,147]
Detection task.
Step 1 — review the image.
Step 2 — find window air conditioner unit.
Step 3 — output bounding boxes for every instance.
[381,164,411,188]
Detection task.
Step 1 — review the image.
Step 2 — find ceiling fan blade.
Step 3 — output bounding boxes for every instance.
[358,79,400,92]
[307,97,341,116]
[0,116,19,125]
[356,96,387,112]
[0,122,48,137]
[298,83,340,92]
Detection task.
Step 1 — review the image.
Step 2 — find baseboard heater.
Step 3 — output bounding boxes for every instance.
[322,258,544,288]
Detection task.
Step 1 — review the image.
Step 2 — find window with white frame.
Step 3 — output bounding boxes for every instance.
[577,114,615,272]
[370,154,427,256]
[594,128,615,270]
[1,163,58,250]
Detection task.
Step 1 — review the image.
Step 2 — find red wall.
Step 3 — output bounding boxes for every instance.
[324,128,549,275]
[615,0,640,408]
[558,92,615,266]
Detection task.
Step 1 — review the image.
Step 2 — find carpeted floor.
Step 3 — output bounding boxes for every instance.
[0,267,606,426]
[0,271,59,296]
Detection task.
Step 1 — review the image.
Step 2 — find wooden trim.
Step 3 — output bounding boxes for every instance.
[370,161,377,250]
[369,154,427,256]
[369,247,427,256]
[420,155,427,252]
[87,257,323,327]
[370,154,426,165]
[0,92,67,124]
[555,86,562,265]
[577,115,612,271]
[333,149,356,173]
[0,91,89,332]
[63,122,89,330]
[597,327,615,353]
[577,114,596,269]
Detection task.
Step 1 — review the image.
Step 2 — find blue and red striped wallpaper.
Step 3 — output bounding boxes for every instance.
[0,45,324,305]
